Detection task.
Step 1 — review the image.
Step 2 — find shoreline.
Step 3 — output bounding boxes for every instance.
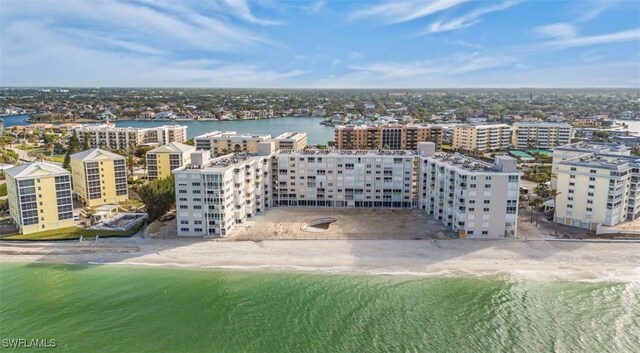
[2,238,639,282]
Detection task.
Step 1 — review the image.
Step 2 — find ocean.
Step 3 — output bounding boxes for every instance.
[1,263,638,353]
[0,115,335,145]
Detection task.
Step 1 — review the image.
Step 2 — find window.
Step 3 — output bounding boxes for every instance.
[179,205,188,209]
[483,200,490,204]
[180,228,189,232]
[483,208,489,212]
[586,207,593,212]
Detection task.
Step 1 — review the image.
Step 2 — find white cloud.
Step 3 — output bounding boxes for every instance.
[222,0,281,25]
[349,0,469,24]
[544,28,640,48]
[425,0,521,34]
[0,19,305,87]
[577,0,617,22]
[309,61,639,88]
[534,23,577,39]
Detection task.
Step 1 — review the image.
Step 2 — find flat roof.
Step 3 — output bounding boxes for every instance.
[276,149,417,157]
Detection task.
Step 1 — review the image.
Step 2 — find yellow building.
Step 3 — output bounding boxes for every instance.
[6,162,75,234]
[271,132,308,150]
[334,124,443,150]
[146,142,196,181]
[452,124,512,152]
[194,131,271,155]
[70,148,129,207]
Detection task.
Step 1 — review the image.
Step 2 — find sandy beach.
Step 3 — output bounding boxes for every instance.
[2,237,639,282]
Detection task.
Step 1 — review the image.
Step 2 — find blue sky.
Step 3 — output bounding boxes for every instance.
[1,0,639,88]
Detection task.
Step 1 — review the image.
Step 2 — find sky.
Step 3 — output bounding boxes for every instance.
[1,0,639,88]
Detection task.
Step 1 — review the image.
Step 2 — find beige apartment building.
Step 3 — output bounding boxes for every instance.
[75,124,187,150]
[553,143,640,230]
[512,122,572,149]
[334,124,443,150]
[5,162,74,234]
[452,124,511,151]
[70,148,128,207]
[272,132,308,150]
[146,142,196,181]
[194,131,271,155]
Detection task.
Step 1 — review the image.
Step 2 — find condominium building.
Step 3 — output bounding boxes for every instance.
[417,143,521,238]
[5,162,74,234]
[173,144,275,237]
[174,141,521,238]
[272,149,419,208]
[146,142,196,181]
[452,124,511,151]
[555,154,640,229]
[75,124,187,150]
[70,148,128,207]
[512,122,572,149]
[334,124,443,150]
[194,131,271,155]
[551,142,630,188]
[272,132,308,150]
[553,143,640,230]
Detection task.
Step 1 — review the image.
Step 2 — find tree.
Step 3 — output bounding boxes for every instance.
[185,138,195,146]
[82,134,90,150]
[530,198,543,226]
[139,175,175,221]
[548,189,561,236]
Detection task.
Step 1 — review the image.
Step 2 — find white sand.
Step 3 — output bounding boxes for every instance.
[2,238,640,282]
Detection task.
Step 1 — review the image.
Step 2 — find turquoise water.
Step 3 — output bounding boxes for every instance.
[0,115,335,145]
[1,263,638,353]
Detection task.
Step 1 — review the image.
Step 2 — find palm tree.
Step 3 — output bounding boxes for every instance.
[548,189,561,236]
[530,198,543,226]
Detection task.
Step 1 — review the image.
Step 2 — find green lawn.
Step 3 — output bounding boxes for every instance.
[2,222,145,241]
[0,183,6,197]
[16,144,41,151]
[50,155,65,163]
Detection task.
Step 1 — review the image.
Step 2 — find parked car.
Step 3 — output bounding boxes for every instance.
[519,186,529,194]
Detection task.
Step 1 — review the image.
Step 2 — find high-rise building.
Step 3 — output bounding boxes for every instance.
[194,131,271,155]
[6,162,74,234]
[553,143,640,230]
[146,142,196,181]
[334,124,443,150]
[271,132,308,150]
[417,143,521,238]
[75,124,187,150]
[452,124,511,151]
[512,122,572,149]
[70,148,128,207]
[173,141,521,238]
[173,144,274,237]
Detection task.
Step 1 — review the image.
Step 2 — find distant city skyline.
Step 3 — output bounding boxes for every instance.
[1,0,639,88]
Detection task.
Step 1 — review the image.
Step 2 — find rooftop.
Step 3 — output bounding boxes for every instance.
[273,132,307,140]
[194,130,271,140]
[514,121,572,127]
[553,142,629,154]
[6,161,70,179]
[70,148,125,161]
[276,149,417,157]
[178,152,265,172]
[560,153,640,170]
[148,142,195,154]
[425,152,514,173]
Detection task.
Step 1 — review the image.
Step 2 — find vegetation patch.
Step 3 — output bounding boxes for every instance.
[2,222,145,241]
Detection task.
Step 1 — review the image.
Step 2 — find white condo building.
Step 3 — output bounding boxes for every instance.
[173,144,274,237]
[553,143,640,230]
[512,122,572,149]
[418,144,521,237]
[173,141,521,239]
[194,131,272,154]
[75,124,187,149]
